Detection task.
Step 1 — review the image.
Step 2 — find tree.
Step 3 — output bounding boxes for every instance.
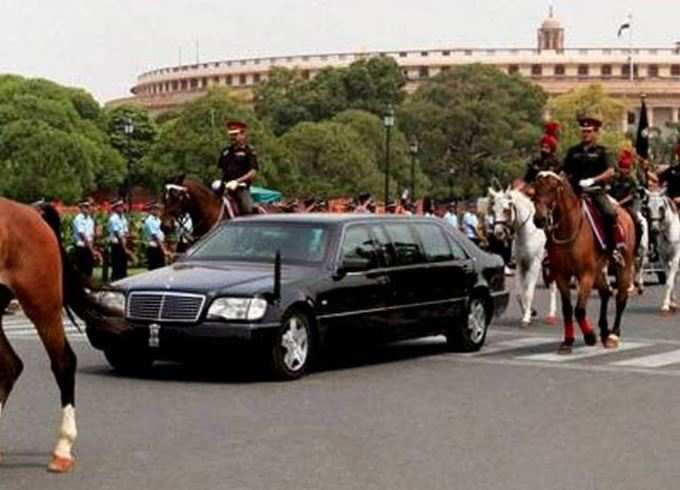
[548,84,626,158]
[254,57,406,136]
[399,64,547,199]
[279,121,385,198]
[104,105,158,192]
[0,75,125,203]
[142,89,282,191]
[332,109,430,198]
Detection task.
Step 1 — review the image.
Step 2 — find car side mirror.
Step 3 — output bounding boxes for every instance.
[334,256,372,279]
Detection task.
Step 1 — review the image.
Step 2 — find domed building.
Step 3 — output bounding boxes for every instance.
[112,9,680,131]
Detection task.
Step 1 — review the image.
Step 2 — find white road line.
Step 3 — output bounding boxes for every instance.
[461,336,556,356]
[517,341,650,362]
[610,349,680,368]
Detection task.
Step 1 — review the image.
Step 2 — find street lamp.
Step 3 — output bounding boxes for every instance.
[448,167,455,201]
[383,104,395,212]
[122,117,135,204]
[409,137,419,203]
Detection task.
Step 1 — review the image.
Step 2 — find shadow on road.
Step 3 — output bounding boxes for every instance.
[79,336,452,384]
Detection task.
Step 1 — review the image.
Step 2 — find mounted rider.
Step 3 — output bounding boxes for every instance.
[522,121,561,194]
[608,149,643,252]
[658,144,680,210]
[562,115,622,263]
[212,120,259,215]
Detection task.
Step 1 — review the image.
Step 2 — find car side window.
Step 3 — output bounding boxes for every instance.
[414,223,454,262]
[341,225,378,267]
[384,223,424,266]
[368,224,396,267]
[448,235,469,260]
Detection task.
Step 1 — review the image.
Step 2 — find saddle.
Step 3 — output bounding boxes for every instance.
[582,196,625,251]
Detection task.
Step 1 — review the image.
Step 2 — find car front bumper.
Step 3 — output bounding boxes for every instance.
[85,315,282,357]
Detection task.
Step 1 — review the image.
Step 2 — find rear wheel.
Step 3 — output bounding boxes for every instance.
[270,309,313,380]
[447,296,489,352]
[104,347,154,375]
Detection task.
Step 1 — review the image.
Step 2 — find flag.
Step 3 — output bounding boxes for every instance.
[636,99,649,159]
[618,22,631,38]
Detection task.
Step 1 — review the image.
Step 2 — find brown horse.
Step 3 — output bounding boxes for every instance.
[532,172,636,353]
[162,176,226,245]
[0,198,108,472]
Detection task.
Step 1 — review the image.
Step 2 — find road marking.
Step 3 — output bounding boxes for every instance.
[610,349,680,368]
[462,336,555,356]
[517,341,650,362]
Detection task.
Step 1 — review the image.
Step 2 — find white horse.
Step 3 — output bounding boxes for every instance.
[489,187,558,326]
[634,205,649,294]
[647,191,680,312]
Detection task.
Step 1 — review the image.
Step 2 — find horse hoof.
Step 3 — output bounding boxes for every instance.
[47,454,75,473]
[545,315,558,326]
[520,320,531,328]
[558,343,573,355]
[604,335,620,349]
[584,332,597,346]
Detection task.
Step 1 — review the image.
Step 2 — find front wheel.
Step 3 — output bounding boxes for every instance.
[447,296,489,352]
[270,310,313,380]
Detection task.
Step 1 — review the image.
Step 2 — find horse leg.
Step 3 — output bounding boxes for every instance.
[547,281,558,324]
[574,273,597,346]
[555,277,575,353]
[0,286,23,463]
[20,294,78,473]
[596,279,611,346]
[661,252,680,313]
[515,263,527,322]
[521,259,540,327]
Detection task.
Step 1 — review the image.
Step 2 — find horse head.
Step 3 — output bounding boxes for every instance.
[532,171,565,230]
[162,175,191,232]
[488,187,513,241]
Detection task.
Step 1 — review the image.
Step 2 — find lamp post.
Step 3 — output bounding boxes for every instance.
[409,137,419,203]
[122,117,135,204]
[448,167,455,201]
[383,104,395,212]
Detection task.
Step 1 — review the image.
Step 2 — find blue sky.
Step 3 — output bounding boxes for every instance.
[1,0,678,102]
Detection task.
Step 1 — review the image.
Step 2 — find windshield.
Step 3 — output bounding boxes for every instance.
[189,222,330,264]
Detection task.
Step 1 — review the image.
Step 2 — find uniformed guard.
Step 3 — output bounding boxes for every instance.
[142,202,167,270]
[107,200,130,280]
[609,149,643,251]
[562,115,621,262]
[658,144,680,208]
[212,120,259,215]
[72,200,97,278]
[523,121,561,190]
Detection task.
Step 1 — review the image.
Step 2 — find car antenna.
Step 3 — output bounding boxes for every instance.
[273,250,281,304]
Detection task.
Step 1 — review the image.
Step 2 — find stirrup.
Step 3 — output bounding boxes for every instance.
[611,249,625,267]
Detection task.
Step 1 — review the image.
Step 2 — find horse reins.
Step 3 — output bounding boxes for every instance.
[546,185,585,246]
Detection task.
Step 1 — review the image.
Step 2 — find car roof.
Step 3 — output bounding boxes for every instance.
[231,213,441,225]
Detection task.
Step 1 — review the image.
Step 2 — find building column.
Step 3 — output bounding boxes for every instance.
[648,106,655,127]
[673,107,679,124]
[622,111,629,133]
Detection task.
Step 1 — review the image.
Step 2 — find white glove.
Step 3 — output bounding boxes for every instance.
[211,180,223,192]
[226,180,239,191]
[579,178,596,188]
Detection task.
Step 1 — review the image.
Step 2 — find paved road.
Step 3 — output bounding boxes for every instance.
[2,280,680,489]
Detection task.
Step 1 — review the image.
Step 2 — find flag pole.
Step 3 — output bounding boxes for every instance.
[628,13,634,82]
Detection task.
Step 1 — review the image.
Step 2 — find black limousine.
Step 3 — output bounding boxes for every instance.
[87,214,509,379]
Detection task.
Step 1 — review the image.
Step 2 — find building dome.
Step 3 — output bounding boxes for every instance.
[541,7,562,30]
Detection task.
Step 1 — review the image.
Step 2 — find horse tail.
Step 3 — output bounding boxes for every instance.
[36,203,103,330]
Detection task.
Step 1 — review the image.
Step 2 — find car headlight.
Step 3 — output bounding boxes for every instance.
[207,297,268,321]
[96,291,126,316]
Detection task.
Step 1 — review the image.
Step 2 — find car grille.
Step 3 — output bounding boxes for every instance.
[127,292,206,323]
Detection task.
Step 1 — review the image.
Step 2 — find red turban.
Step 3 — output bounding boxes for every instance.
[540,135,558,153]
[544,121,560,139]
[618,149,634,169]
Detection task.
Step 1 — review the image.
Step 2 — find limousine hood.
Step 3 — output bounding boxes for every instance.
[113,261,309,296]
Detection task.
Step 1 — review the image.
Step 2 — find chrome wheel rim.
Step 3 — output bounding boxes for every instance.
[468,301,487,344]
[280,316,309,372]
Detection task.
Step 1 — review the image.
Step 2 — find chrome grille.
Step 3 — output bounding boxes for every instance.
[127,292,206,323]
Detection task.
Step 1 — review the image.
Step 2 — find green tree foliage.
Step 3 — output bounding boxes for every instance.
[399,64,547,198]
[278,121,385,198]
[548,84,626,158]
[254,57,406,135]
[142,89,280,190]
[0,75,125,202]
[105,105,158,189]
[332,109,430,198]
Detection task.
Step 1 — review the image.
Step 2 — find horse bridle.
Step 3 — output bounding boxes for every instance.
[537,177,584,246]
[492,198,532,239]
